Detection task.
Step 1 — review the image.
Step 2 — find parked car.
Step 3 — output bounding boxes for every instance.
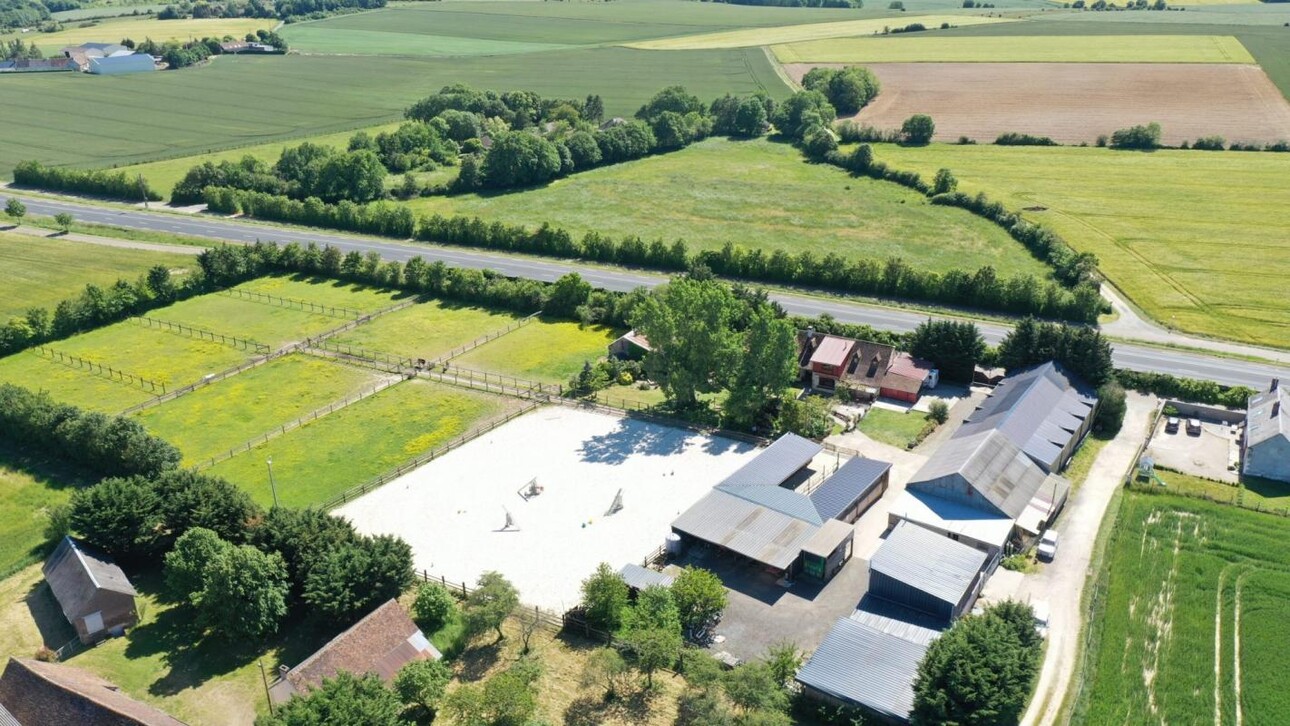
[1031,600,1050,639]
[1165,417,1180,434]
[1187,418,1202,436]
[1037,530,1059,562]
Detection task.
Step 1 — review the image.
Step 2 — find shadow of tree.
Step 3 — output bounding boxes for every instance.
[563,689,656,726]
[579,418,688,465]
[455,639,502,683]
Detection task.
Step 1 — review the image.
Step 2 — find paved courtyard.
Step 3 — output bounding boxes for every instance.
[1146,417,1240,483]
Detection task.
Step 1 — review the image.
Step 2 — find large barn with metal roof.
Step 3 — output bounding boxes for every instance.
[868,521,990,623]
[670,434,891,583]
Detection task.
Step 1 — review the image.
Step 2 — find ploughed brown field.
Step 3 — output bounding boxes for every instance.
[784,62,1290,145]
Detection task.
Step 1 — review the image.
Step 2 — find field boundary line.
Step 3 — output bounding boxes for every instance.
[118,348,294,416]
[193,374,405,470]
[218,287,366,319]
[418,364,561,400]
[131,315,271,354]
[302,295,422,346]
[1232,568,1250,726]
[318,400,541,510]
[432,310,542,365]
[29,345,166,395]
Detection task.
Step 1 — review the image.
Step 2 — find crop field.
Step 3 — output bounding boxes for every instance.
[2,16,273,53]
[327,299,525,361]
[624,14,1014,49]
[412,137,1046,278]
[450,318,621,386]
[773,34,1255,63]
[134,354,382,465]
[0,231,192,318]
[1077,491,1290,724]
[874,143,1290,347]
[840,62,1290,145]
[208,379,514,507]
[0,46,788,176]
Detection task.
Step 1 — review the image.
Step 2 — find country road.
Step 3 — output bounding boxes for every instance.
[4,192,1287,390]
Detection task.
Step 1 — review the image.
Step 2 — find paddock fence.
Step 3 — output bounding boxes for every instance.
[30,345,165,394]
[117,348,295,416]
[218,287,365,320]
[131,315,270,354]
[430,311,542,365]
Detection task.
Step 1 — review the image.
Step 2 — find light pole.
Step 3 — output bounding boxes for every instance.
[258,660,274,715]
[267,457,279,508]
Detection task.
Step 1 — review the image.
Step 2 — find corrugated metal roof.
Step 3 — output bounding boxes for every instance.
[43,537,135,622]
[0,702,19,726]
[672,490,817,570]
[908,429,1054,520]
[1247,385,1287,447]
[849,607,943,646]
[810,457,891,520]
[889,490,1013,548]
[618,563,674,591]
[958,361,1095,472]
[796,617,931,720]
[802,518,853,558]
[870,522,987,606]
[718,433,822,490]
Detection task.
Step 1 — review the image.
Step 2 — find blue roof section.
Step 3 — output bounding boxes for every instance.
[797,616,931,720]
[869,521,988,606]
[810,457,891,521]
[717,433,821,490]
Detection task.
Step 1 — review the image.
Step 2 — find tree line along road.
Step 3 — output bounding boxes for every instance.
[3,192,1287,390]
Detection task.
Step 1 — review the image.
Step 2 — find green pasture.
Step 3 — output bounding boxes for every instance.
[413,137,1047,278]
[452,317,620,386]
[328,299,525,361]
[773,34,1255,63]
[234,274,405,312]
[874,143,1290,348]
[0,231,193,319]
[0,350,157,412]
[277,25,573,57]
[0,446,92,578]
[51,321,252,385]
[0,47,788,177]
[135,354,380,465]
[857,407,928,449]
[0,15,272,54]
[1155,467,1290,514]
[152,293,347,349]
[1076,491,1290,724]
[208,379,512,507]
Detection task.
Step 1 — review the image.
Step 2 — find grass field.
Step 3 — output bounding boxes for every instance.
[0,350,159,412]
[451,317,621,386]
[234,274,404,312]
[873,143,1290,348]
[0,46,788,177]
[155,292,350,349]
[1076,490,1290,724]
[412,137,1046,278]
[328,299,525,361]
[772,34,1255,63]
[1154,467,1290,514]
[52,321,251,385]
[208,379,513,507]
[135,355,381,465]
[0,231,192,318]
[0,446,91,578]
[624,14,1014,49]
[1,16,272,53]
[857,407,928,449]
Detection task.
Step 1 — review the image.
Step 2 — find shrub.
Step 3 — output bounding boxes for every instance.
[900,114,935,145]
[13,160,162,202]
[927,399,950,424]
[995,132,1057,146]
[412,582,458,632]
[1191,135,1226,151]
[1109,122,1162,150]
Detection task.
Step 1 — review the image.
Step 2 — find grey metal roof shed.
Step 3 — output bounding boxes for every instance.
[809,457,892,521]
[618,563,675,592]
[672,489,819,570]
[869,521,988,622]
[796,616,934,721]
[717,432,822,489]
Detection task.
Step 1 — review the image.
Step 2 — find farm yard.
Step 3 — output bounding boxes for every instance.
[1076,491,1290,724]
[412,137,1046,278]
[874,143,1290,348]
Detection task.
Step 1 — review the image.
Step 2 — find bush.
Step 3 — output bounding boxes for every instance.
[900,114,935,145]
[1191,135,1226,151]
[995,132,1057,146]
[927,399,950,424]
[1115,369,1253,408]
[412,582,458,632]
[13,160,162,202]
[204,187,416,239]
[1094,381,1127,434]
[800,66,880,115]
[1109,122,1162,150]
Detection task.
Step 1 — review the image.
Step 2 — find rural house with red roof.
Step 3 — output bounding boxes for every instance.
[797,331,938,403]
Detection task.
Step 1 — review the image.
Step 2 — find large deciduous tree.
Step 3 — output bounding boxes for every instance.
[631,277,741,407]
[670,567,727,634]
[256,672,403,726]
[464,570,520,642]
[197,543,289,640]
[481,131,562,189]
[580,562,630,634]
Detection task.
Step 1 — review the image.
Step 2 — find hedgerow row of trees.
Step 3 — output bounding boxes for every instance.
[12,161,161,202]
[204,186,417,237]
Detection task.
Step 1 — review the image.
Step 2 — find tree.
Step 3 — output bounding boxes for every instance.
[304,534,414,624]
[765,642,803,689]
[636,85,705,121]
[3,198,24,224]
[676,688,735,726]
[622,624,681,688]
[412,581,458,632]
[671,567,727,634]
[250,507,358,597]
[69,476,162,558]
[932,168,957,195]
[583,93,605,123]
[1109,122,1162,150]
[802,125,839,161]
[775,395,832,440]
[801,66,880,114]
[445,661,540,726]
[901,114,935,145]
[581,647,631,700]
[256,672,403,726]
[624,584,682,633]
[546,272,591,319]
[725,303,796,430]
[927,399,950,425]
[163,527,231,601]
[197,544,289,640]
[393,658,452,716]
[580,562,630,634]
[722,662,788,713]
[632,277,741,407]
[481,131,562,189]
[53,212,73,232]
[995,318,1114,386]
[313,149,387,204]
[464,570,519,642]
[151,469,260,543]
[1094,380,1127,435]
[907,319,986,383]
[771,90,835,140]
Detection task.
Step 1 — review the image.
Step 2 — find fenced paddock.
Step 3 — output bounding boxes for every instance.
[335,407,759,611]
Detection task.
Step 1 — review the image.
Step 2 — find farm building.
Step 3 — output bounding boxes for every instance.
[868,521,990,623]
[618,562,675,596]
[796,331,938,402]
[607,329,651,359]
[0,657,185,726]
[1244,380,1290,482]
[796,610,940,722]
[671,434,891,582]
[44,536,138,645]
[219,41,280,54]
[269,600,439,703]
[0,57,73,73]
[886,486,1015,557]
[88,54,156,75]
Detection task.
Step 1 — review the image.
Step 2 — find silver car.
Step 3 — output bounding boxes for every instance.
[1037,530,1059,562]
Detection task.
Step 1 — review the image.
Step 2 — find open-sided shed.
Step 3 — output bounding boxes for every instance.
[868,521,989,623]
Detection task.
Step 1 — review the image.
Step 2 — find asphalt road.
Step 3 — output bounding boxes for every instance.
[6,192,1288,390]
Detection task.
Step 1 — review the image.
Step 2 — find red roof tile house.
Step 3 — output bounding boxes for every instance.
[269,600,440,704]
[883,353,939,404]
[0,657,185,726]
[797,332,938,403]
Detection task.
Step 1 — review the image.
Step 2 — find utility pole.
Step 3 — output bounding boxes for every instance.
[258,660,275,715]
[267,457,279,508]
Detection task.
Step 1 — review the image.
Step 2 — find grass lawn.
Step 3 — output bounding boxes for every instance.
[134,354,381,465]
[0,446,92,578]
[208,379,515,507]
[328,299,525,361]
[857,406,929,448]
[0,47,787,177]
[233,274,406,313]
[625,14,1014,49]
[1,16,272,54]
[1152,467,1290,514]
[873,143,1290,348]
[0,231,193,319]
[155,292,348,349]
[0,350,158,412]
[452,317,621,386]
[50,321,252,386]
[772,34,1255,63]
[413,137,1045,278]
[1075,491,1290,724]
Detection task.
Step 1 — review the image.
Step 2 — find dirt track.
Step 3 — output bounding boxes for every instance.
[783,62,1290,144]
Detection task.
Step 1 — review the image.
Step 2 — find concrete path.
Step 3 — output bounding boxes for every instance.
[1018,392,1158,726]
[7,224,203,256]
